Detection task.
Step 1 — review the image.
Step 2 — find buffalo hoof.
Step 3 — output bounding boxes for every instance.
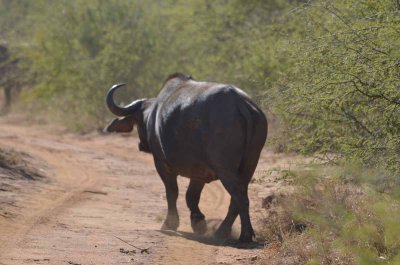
[191,218,207,235]
[161,216,179,231]
[214,225,232,239]
[239,234,253,243]
[161,221,179,231]
[239,230,255,243]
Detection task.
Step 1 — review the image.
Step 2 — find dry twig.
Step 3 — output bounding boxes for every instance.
[113,235,150,254]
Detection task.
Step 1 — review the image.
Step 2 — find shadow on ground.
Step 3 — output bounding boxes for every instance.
[158,218,265,249]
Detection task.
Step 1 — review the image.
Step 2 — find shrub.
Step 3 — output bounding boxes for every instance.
[267,0,400,175]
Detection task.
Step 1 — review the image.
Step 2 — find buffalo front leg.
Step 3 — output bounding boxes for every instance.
[155,161,179,231]
[186,179,206,234]
[161,176,179,230]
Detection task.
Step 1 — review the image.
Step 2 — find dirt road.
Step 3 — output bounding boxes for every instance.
[0,116,292,265]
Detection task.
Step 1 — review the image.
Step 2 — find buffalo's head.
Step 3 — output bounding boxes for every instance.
[104,83,152,153]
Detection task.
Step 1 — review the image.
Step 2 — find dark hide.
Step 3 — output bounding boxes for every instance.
[105,73,268,242]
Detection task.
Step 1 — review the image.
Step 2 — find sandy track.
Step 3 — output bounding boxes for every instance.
[0,117,284,265]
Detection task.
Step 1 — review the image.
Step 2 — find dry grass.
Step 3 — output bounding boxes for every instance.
[0,147,44,181]
[258,163,400,265]
[0,147,47,218]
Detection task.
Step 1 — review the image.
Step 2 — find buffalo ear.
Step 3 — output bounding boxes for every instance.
[104,116,135,133]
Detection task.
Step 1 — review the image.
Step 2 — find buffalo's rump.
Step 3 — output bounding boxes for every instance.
[154,82,265,182]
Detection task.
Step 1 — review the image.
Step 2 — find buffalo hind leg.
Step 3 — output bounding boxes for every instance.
[214,197,238,239]
[217,170,254,242]
[186,179,206,234]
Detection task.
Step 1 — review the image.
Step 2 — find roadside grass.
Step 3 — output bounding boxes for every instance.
[0,147,47,218]
[260,161,400,265]
[0,147,45,181]
[0,148,24,168]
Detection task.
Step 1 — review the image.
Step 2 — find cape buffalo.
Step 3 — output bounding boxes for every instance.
[105,73,267,242]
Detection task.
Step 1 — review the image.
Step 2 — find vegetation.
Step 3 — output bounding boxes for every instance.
[0,0,399,263]
[0,0,306,128]
[261,163,400,265]
[267,0,400,176]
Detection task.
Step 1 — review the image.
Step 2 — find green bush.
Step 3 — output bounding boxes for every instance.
[14,0,290,129]
[266,0,400,175]
[20,1,165,129]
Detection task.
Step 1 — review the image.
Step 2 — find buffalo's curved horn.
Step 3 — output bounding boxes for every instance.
[106,83,146,116]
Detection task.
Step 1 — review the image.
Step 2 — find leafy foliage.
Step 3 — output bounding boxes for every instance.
[6,0,292,128]
[21,1,165,129]
[267,0,400,175]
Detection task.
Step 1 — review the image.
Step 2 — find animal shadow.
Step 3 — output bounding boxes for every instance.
[158,219,265,249]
